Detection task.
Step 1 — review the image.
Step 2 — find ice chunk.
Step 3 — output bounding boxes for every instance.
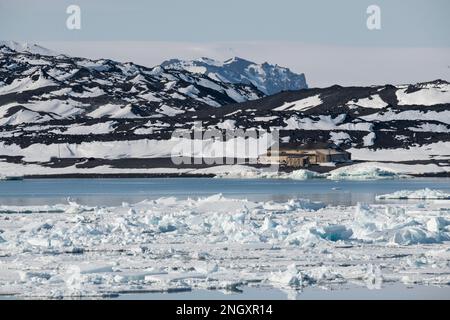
[376,188,450,200]
[311,225,353,242]
[328,164,402,180]
[287,169,324,180]
[67,263,114,275]
[351,203,450,245]
[390,228,438,245]
[427,217,450,233]
[364,264,383,290]
[268,264,311,289]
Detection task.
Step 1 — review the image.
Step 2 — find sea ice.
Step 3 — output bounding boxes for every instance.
[376,188,450,200]
[0,194,449,298]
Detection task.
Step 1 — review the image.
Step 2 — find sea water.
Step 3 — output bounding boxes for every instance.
[0,177,449,206]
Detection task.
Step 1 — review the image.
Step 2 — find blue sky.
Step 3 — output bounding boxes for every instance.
[1,0,449,87]
[1,0,449,46]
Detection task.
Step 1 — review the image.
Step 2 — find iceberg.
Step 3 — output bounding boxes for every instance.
[327,165,403,180]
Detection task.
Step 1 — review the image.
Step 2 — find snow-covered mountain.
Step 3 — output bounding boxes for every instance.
[162,57,308,95]
[0,40,56,56]
[0,44,265,124]
[212,79,450,153]
[0,44,449,176]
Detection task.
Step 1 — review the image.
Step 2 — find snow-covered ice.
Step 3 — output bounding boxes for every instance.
[327,164,405,180]
[216,168,324,180]
[0,194,449,298]
[327,162,449,179]
[217,163,441,181]
[376,189,450,200]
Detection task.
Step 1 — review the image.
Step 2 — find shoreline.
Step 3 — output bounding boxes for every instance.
[23,173,217,179]
[2,284,450,300]
[1,159,449,180]
[16,171,450,179]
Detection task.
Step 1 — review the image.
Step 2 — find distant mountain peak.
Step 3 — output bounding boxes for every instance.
[426,79,449,85]
[161,57,308,95]
[0,40,56,56]
[223,56,252,64]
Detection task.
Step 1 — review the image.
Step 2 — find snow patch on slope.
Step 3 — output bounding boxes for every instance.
[396,82,450,106]
[349,142,450,162]
[351,95,388,109]
[274,95,322,111]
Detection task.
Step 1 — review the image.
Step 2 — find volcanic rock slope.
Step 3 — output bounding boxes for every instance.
[0,44,449,173]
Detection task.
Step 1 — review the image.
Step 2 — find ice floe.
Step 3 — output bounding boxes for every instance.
[215,163,447,181]
[376,188,450,200]
[216,168,324,180]
[352,203,450,245]
[327,164,404,180]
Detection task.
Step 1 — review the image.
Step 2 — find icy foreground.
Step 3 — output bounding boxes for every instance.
[0,194,449,299]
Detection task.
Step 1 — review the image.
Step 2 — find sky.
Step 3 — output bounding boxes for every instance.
[1,0,449,87]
